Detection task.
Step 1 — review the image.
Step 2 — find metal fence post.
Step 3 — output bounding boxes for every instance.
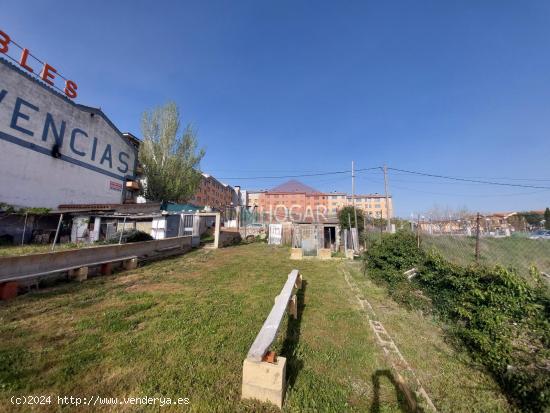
[51,213,63,251]
[118,216,127,245]
[21,212,28,245]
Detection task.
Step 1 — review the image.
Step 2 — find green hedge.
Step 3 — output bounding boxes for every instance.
[364,231,550,412]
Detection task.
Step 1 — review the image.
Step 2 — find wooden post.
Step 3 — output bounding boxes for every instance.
[383,164,391,232]
[475,212,481,263]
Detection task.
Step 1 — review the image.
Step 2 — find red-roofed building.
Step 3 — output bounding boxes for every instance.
[248,180,393,222]
[255,180,328,221]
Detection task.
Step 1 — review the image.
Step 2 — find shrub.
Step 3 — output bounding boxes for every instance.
[363,232,550,412]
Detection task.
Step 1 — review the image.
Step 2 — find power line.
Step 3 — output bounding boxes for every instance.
[387,167,550,190]
[218,167,381,180]
[389,170,550,182]
[0,55,69,97]
[7,39,71,82]
[390,183,549,198]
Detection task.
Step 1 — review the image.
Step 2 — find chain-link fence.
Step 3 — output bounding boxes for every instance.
[413,214,550,283]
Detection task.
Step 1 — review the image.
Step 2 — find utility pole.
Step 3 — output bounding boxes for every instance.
[475,212,481,263]
[383,164,391,233]
[352,160,358,229]
[347,213,352,252]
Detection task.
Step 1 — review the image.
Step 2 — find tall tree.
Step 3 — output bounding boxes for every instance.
[139,102,205,202]
[338,206,364,232]
[545,207,550,230]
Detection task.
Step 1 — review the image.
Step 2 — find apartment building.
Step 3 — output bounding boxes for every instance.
[327,192,393,219]
[247,180,393,222]
[189,173,235,211]
[247,190,265,208]
[247,181,327,221]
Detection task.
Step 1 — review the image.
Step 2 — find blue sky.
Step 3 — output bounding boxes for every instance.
[3,0,550,216]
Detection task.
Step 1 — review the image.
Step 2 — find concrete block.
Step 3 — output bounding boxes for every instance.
[318,248,332,260]
[100,262,113,275]
[71,267,88,282]
[295,273,302,289]
[290,248,302,260]
[288,294,297,319]
[123,257,138,270]
[0,281,18,300]
[242,357,286,408]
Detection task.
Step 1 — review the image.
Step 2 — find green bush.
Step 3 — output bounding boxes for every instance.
[364,232,550,412]
[363,231,430,310]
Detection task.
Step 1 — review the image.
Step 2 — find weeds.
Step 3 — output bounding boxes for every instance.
[364,231,550,412]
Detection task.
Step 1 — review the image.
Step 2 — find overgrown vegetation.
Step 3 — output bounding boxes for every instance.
[338,206,364,231]
[364,231,550,412]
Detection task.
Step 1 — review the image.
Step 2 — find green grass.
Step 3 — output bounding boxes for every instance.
[0,244,510,412]
[0,243,91,257]
[422,235,550,282]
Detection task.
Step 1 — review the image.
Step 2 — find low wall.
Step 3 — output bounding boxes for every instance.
[0,236,193,282]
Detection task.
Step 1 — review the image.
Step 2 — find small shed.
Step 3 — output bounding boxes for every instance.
[292,218,341,256]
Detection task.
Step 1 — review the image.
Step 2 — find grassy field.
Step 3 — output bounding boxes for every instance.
[0,243,510,412]
[422,235,550,282]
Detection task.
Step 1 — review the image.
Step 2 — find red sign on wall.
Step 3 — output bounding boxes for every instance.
[109,181,123,191]
[0,29,78,99]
